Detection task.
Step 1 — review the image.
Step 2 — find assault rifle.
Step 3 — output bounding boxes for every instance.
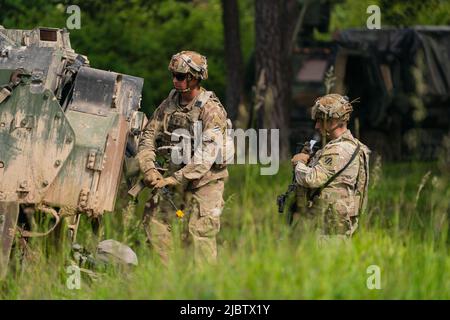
[128,167,185,219]
[277,139,319,224]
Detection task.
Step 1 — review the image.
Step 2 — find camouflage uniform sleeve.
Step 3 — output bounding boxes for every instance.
[294,142,354,188]
[136,101,166,174]
[173,99,227,182]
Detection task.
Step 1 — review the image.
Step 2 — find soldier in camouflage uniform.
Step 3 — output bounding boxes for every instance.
[291,94,370,238]
[136,51,231,265]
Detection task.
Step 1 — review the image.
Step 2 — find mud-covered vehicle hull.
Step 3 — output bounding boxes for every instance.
[0,27,145,278]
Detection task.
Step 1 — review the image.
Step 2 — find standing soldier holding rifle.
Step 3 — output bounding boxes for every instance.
[291,94,370,239]
[136,51,232,265]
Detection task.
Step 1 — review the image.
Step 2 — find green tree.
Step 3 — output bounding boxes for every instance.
[0,0,253,116]
[329,0,450,32]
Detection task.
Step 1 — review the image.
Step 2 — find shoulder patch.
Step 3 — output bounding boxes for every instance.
[324,156,333,166]
[319,153,337,171]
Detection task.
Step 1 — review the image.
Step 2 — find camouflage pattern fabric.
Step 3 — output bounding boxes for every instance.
[168,51,208,80]
[137,88,228,265]
[145,179,224,265]
[295,130,370,237]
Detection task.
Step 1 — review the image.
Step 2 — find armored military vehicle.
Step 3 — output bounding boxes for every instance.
[291,26,450,160]
[0,26,146,278]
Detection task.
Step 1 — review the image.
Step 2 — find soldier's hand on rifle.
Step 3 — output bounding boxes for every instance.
[301,141,312,155]
[291,141,312,166]
[143,168,164,187]
[154,176,179,189]
[291,153,310,166]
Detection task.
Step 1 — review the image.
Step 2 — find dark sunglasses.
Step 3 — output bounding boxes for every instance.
[172,73,188,81]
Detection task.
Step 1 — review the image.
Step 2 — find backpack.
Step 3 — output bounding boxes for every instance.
[354,141,371,214]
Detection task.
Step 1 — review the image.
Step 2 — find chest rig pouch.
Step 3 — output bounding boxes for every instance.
[158,90,212,163]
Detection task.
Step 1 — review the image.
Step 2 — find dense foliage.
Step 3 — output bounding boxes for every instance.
[0,0,255,114]
[2,0,448,115]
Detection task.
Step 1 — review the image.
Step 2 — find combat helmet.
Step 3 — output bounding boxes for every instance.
[168,50,208,80]
[311,93,353,122]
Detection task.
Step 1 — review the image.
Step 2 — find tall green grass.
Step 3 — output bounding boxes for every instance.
[1,162,449,299]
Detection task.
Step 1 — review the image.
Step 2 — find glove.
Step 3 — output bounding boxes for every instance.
[143,168,163,187]
[291,153,310,166]
[154,176,179,189]
[301,141,311,155]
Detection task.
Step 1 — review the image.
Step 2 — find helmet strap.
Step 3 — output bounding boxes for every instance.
[321,116,328,146]
[176,87,191,93]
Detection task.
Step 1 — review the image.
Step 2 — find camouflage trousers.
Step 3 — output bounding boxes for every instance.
[144,179,224,266]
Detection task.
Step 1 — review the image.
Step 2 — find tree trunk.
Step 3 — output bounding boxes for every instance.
[254,0,298,159]
[221,0,244,123]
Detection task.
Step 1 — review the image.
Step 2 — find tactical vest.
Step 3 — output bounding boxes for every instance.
[336,135,370,215]
[156,89,234,166]
[354,140,370,214]
[305,134,370,216]
[165,89,205,131]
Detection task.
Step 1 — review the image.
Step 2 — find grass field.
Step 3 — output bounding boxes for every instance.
[1,161,449,299]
